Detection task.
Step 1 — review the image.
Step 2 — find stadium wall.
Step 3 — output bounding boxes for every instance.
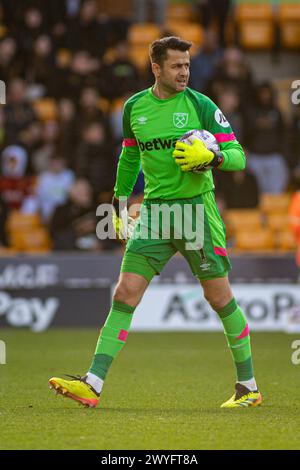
[0,254,298,332]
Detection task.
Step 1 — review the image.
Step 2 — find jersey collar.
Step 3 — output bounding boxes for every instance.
[148,86,185,103]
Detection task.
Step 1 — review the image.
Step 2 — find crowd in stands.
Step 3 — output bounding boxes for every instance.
[0,0,299,253]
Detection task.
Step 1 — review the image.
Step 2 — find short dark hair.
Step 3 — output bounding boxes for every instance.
[149,36,192,66]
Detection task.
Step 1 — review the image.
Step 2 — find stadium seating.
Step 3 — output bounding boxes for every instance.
[278,3,300,49]
[96,0,133,17]
[260,192,291,214]
[235,3,275,49]
[224,192,296,253]
[6,211,41,233]
[164,22,204,55]
[6,212,52,253]
[166,3,193,22]
[277,229,297,251]
[235,228,275,252]
[129,45,151,71]
[224,209,263,234]
[10,227,52,253]
[128,23,161,46]
[266,212,289,232]
[128,23,161,70]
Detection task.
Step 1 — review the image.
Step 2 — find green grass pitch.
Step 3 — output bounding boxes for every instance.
[0,329,300,450]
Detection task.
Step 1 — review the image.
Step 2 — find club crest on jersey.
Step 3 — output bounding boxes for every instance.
[173,113,188,128]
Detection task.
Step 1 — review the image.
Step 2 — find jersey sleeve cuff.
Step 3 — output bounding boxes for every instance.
[211,150,225,169]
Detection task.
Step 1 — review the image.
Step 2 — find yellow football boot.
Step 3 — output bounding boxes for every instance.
[49,374,100,408]
[221,383,262,409]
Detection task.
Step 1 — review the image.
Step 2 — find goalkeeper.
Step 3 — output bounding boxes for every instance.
[49,36,262,409]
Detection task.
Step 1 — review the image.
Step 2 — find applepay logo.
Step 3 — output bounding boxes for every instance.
[0,80,6,104]
[0,292,59,332]
[173,113,188,128]
[0,340,6,364]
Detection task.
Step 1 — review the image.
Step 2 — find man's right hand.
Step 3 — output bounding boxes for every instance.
[112,197,135,240]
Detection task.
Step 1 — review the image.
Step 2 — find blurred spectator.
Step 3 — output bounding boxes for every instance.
[289,104,300,171]
[0,108,5,147]
[0,195,8,247]
[4,78,36,144]
[25,35,56,95]
[196,0,232,48]
[216,86,244,143]
[0,37,24,83]
[17,6,46,55]
[134,0,167,25]
[76,87,110,130]
[0,145,34,211]
[23,154,74,223]
[189,30,223,93]
[18,121,43,157]
[216,171,260,209]
[50,178,99,250]
[51,48,71,98]
[45,0,68,48]
[57,98,78,165]
[100,41,140,100]
[245,82,289,194]
[1,0,24,34]
[67,50,100,101]
[67,0,107,58]
[75,122,114,200]
[65,0,82,19]
[207,47,254,107]
[31,120,60,174]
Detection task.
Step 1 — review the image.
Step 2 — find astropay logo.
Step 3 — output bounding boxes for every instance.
[0,292,59,332]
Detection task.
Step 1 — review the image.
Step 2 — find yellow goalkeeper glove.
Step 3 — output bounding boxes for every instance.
[173,136,222,172]
[112,197,135,240]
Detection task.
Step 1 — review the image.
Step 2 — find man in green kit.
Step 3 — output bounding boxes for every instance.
[49,36,262,409]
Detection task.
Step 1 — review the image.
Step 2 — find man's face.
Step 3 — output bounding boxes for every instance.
[153,49,190,94]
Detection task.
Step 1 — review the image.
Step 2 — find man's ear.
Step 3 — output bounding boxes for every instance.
[151,62,160,78]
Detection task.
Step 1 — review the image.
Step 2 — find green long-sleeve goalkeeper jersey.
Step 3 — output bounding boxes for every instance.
[114,87,246,200]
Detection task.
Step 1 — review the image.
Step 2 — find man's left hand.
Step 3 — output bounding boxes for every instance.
[173,136,214,172]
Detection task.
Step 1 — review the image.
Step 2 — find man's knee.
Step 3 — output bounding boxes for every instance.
[113,273,148,306]
[114,282,135,304]
[201,277,233,311]
[204,291,232,311]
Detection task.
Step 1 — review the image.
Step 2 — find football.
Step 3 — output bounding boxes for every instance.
[179,129,220,172]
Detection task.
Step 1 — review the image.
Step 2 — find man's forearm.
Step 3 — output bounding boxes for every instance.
[114,146,141,198]
[218,141,246,171]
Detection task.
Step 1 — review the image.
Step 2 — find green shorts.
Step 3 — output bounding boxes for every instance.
[121,191,231,282]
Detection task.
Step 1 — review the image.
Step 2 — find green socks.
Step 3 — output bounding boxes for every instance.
[89,300,135,380]
[90,297,254,386]
[216,298,254,382]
